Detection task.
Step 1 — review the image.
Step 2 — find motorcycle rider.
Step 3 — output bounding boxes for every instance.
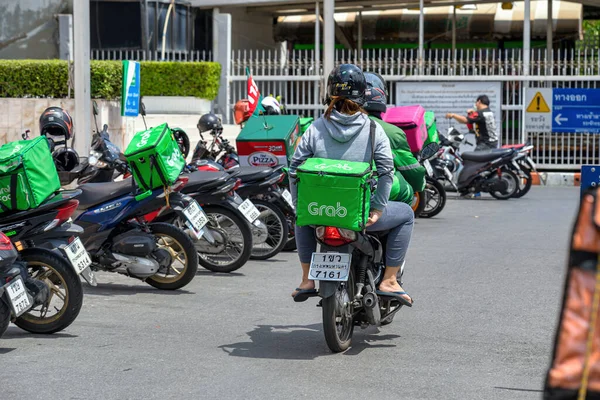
[289,64,414,306]
[363,71,426,206]
[445,95,498,150]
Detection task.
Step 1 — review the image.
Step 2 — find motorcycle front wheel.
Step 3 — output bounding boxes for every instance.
[411,191,426,218]
[322,268,355,353]
[490,169,519,200]
[15,248,83,334]
[512,164,532,199]
[420,177,447,218]
[250,200,288,260]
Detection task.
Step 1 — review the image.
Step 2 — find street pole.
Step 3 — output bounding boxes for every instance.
[418,0,424,75]
[73,0,91,157]
[547,0,553,75]
[323,0,334,83]
[357,11,363,55]
[523,0,531,76]
[315,1,320,74]
[452,6,456,58]
[161,0,175,61]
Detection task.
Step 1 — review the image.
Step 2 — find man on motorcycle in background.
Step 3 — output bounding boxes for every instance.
[363,72,426,206]
[289,64,414,306]
[445,95,499,151]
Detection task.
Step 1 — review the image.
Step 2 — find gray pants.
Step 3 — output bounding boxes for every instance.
[295,201,414,267]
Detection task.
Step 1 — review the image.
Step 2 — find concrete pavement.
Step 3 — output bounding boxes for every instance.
[0,187,578,400]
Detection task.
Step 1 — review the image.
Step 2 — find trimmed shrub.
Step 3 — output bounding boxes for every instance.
[0,60,221,100]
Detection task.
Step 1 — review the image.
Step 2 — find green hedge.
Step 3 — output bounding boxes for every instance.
[0,60,221,100]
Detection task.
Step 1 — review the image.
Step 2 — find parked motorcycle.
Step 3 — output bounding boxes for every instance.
[416,142,447,218]
[294,142,440,353]
[0,191,89,334]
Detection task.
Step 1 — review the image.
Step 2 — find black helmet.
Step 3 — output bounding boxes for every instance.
[197,113,222,134]
[364,72,389,114]
[326,64,366,106]
[52,148,79,172]
[39,107,73,139]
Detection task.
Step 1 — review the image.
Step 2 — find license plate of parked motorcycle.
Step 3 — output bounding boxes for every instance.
[423,159,434,177]
[4,276,32,317]
[183,200,209,233]
[281,189,294,209]
[309,252,352,281]
[64,237,92,275]
[238,199,261,223]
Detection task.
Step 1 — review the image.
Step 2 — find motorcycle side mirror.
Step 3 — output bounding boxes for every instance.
[420,142,440,161]
[92,101,99,116]
[139,101,146,116]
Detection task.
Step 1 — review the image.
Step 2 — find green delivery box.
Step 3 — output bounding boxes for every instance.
[124,123,185,197]
[295,158,373,231]
[236,115,299,167]
[424,111,440,146]
[0,136,60,213]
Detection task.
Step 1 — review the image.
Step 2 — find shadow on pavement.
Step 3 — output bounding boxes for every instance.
[1,327,78,340]
[0,347,16,354]
[218,323,399,360]
[195,270,245,277]
[84,283,193,297]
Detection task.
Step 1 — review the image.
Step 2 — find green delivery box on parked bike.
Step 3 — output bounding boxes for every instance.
[295,158,373,231]
[424,111,440,146]
[124,123,185,199]
[0,136,60,213]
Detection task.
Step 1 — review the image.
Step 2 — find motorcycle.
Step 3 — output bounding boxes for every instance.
[295,142,441,353]
[416,143,447,218]
[0,190,90,334]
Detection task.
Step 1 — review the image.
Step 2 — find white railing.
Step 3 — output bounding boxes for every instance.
[91,49,212,62]
[230,47,600,170]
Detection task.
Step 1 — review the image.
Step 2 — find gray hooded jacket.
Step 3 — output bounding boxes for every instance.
[289,110,394,211]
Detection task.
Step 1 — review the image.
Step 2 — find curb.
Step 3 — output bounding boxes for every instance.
[531,172,580,187]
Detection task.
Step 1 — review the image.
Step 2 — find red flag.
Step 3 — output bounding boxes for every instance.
[246,67,262,115]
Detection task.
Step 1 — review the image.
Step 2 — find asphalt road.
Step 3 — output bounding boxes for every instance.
[1,187,579,400]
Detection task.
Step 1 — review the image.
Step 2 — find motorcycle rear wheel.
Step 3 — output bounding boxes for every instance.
[420,177,447,218]
[411,191,426,218]
[322,269,355,353]
[250,200,288,260]
[15,248,83,334]
[0,298,10,337]
[146,223,198,290]
[490,169,519,200]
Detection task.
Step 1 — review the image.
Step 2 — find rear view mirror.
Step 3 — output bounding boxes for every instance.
[139,101,146,116]
[420,142,440,161]
[92,101,99,116]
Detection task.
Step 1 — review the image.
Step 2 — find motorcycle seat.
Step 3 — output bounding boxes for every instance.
[228,167,273,183]
[77,178,134,209]
[461,149,513,162]
[182,171,231,193]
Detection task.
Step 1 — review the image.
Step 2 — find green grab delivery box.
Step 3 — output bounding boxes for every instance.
[295,158,373,231]
[236,115,300,168]
[0,136,60,213]
[124,123,185,196]
[424,111,440,146]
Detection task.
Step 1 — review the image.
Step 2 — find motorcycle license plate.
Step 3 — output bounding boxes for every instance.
[238,199,260,223]
[309,253,352,281]
[64,237,92,275]
[4,276,32,317]
[281,189,295,210]
[423,159,434,177]
[183,200,209,233]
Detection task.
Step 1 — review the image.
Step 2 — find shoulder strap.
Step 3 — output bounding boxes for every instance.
[369,120,376,167]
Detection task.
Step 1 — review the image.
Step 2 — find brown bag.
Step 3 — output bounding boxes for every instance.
[544,188,600,400]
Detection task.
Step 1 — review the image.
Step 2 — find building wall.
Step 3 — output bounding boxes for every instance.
[0,0,71,59]
[220,7,279,51]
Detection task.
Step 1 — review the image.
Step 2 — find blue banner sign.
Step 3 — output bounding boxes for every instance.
[552,88,600,134]
[121,60,140,117]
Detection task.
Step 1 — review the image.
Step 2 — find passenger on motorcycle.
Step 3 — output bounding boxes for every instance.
[289,64,415,306]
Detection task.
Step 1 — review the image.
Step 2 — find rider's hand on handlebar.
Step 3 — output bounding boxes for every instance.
[366,209,383,227]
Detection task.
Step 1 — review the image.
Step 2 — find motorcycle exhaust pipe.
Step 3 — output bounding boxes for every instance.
[363,292,378,308]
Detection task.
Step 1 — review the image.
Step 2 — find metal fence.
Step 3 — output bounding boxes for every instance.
[231,48,600,170]
[91,49,212,62]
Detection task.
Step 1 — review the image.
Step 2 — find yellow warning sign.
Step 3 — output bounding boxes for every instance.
[527,92,551,113]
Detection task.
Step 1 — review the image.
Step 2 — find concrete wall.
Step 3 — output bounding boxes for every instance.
[0,0,70,59]
[0,98,239,161]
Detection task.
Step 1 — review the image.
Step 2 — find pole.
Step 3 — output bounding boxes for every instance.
[315,1,320,75]
[358,11,363,53]
[418,0,424,75]
[73,0,91,157]
[452,6,456,57]
[547,0,553,75]
[523,0,531,76]
[161,0,175,61]
[141,0,149,58]
[323,0,335,78]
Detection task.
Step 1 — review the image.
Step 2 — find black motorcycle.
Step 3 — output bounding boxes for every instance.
[416,143,446,218]
[293,143,439,353]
